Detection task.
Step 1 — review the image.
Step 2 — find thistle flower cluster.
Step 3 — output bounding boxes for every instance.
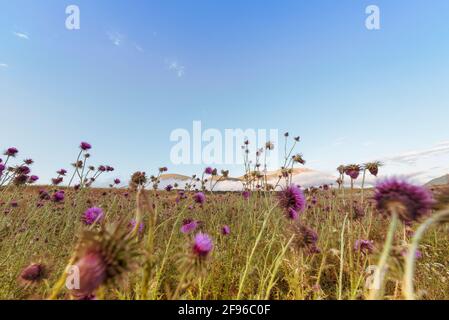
[0,147,39,187]
[63,142,114,189]
[129,171,148,190]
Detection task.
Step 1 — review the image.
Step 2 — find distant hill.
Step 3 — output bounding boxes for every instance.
[426,174,449,186]
[156,167,334,191]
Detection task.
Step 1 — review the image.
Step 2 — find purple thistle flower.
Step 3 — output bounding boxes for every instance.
[0,163,5,174]
[52,177,63,186]
[114,178,121,185]
[222,225,231,235]
[4,147,18,157]
[16,165,31,175]
[24,158,34,165]
[128,219,144,234]
[193,233,213,257]
[242,190,251,200]
[401,248,423,260]
[354,240,375,254]
[57,169,67,176]
[374,178,434,222]
[287,208,299,220]
[346,170,360,180]
[204,167,214,175]
[19,263,45,284]
[98,165,107,172]
[71,252,106,299]
[28,175,39,183]
[278,185,306,213]
[52,191,65,203]
[83,207,104,225]
[80,142,92,151]
[345,165,361,180]
[193,192,206,205]
[165,184,173,192]
[38,189,50,200]
[181,219,198,234]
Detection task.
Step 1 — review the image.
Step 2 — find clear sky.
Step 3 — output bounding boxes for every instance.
[1,0,449,185]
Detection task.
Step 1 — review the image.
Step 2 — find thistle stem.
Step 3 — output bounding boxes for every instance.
[361,169,367,204]
[368,211,398,300]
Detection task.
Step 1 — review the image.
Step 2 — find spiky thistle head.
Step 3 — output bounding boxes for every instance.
[364,161,383,177]
[180,219,199,234]
[193,233,213,258]
[193,192,206,205]
[345,164,362,180]
[265,141,275,150]
[278,185,306,214]
[290,224,319,253]
[83,207,104,225]
[70,223,140,299]
[4,147,19,157]
[80,142,92,151]
[374,177,434,223]
[292,154,306,165]
[129,171,147,190]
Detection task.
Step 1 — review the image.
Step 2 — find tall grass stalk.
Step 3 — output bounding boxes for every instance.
[403,207,449,300]
[368,211,399,300]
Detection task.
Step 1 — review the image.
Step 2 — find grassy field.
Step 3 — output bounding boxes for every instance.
[1,185,448,300]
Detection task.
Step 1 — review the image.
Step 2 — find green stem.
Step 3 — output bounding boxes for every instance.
[337,213,349,300]
[368,211,398,300]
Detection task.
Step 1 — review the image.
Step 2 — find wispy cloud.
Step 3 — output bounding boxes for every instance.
[167,60,185,78]
[134,43,144,52]
[0,63,8,68]
[383,141,449,165]
[13,32,29,40]
[107,31,124,46]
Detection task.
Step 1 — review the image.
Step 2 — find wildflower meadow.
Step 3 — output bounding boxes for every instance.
[1,138,448,300]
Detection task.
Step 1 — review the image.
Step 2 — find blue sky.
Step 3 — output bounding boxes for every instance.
[1,0,449,185]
